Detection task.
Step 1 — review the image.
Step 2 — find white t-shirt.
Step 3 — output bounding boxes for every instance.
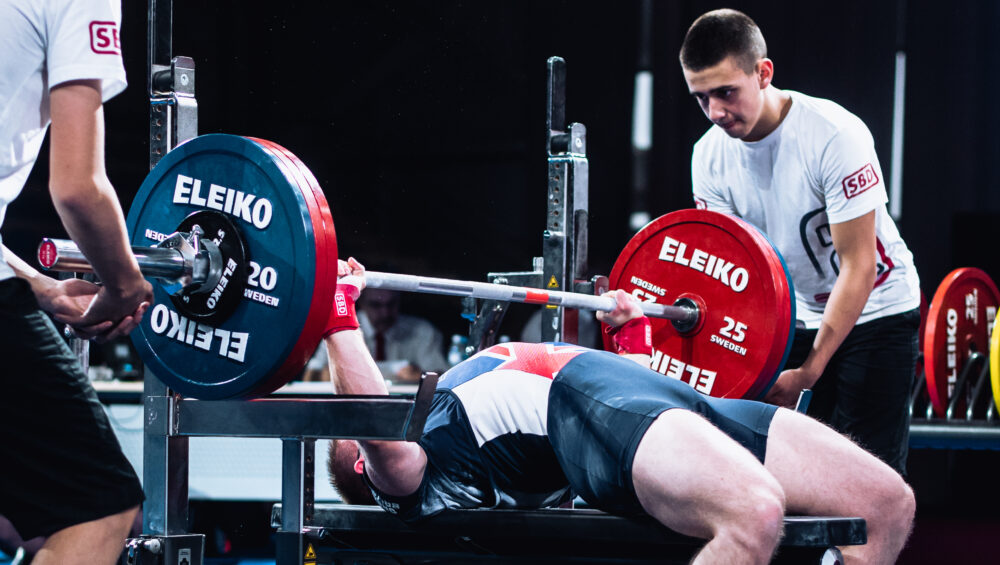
[0,0,127,280]
[692,90,920,329]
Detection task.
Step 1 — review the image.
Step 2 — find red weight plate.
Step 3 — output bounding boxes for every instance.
[250,139,337,310]
[247,138,337,396]
[254,138,338,346]
[923,268,999,417]
[232,139,324,396]
[251,139,336,273]
[606,209,794,399]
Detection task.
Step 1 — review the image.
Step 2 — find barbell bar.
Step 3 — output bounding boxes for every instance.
[37,239,700,326]
[364,271,696,324]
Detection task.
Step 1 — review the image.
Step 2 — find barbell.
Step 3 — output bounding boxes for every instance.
[40,242,699,325]
[37,134,795,400]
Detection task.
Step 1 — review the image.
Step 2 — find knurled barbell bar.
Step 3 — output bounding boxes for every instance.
[35,134,795,401]
[39,238,700,326]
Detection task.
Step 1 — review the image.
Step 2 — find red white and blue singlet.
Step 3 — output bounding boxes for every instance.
[369,342,587,520]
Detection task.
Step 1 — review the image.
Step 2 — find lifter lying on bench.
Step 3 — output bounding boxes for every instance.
[321,257,915,564]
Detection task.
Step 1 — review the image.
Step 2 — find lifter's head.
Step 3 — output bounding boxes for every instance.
[327,439,376,505]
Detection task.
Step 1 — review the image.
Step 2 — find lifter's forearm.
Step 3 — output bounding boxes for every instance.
[325,328,426,496]
[326,329,390,396]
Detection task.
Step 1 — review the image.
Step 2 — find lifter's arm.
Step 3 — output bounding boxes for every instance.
[325,258,427,497]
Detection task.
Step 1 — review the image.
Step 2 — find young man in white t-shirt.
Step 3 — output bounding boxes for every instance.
[678,9,921,475]
[0,1,153,563]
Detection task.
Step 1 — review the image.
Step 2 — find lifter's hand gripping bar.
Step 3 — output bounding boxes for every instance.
[37,238,700,325]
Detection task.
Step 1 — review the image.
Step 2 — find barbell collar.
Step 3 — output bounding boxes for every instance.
[364,270,697,323]
[37,237,219,295]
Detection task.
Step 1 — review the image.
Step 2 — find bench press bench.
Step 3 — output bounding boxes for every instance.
[271,504,866,564]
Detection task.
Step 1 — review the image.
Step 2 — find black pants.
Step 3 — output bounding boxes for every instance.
[0,278,143,539]
[786,308,920,475]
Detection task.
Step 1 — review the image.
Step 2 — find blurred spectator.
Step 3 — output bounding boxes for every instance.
[305,287,447,383]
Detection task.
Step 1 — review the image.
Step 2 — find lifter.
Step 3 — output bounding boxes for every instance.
[323,257,914,565]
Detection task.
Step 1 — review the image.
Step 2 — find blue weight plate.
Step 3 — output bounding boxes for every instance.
[126,134,318,399]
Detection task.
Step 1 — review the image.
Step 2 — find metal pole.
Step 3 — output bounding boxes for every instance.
[629,0,654,233]
[888,0,907,221]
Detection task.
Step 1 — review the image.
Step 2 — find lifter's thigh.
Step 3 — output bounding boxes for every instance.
[631,409,785,540]
[764,408,911,517]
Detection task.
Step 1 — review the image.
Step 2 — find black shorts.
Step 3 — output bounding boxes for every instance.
[787,308,920,475]
[0,278,143,539]
[548,351,777,515]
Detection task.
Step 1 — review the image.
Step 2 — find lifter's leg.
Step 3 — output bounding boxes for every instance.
[32,505,138,565]
[764,408,914,564]
[632,409,786,565]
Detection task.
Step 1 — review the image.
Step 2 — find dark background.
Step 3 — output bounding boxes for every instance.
[5,2,999,561]
[8,0,1000,339]
[11,1,1000,340]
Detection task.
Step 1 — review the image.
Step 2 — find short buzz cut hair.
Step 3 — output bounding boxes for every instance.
[327,439,376,505]
[679,8,767,74]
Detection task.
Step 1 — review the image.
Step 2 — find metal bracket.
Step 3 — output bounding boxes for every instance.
[542,57,589,343]
[150,55,197,169]
[121,534,204,565]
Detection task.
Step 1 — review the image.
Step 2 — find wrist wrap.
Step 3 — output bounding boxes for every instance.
[605,316,653,356]
[323,283,361,336]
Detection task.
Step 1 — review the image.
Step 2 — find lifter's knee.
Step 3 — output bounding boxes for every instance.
[878,475,915,538]
[713,482,786,561]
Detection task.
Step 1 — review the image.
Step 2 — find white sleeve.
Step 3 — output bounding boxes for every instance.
[691,142,736,214]
[45,0,126,101]
[818,117,888,224]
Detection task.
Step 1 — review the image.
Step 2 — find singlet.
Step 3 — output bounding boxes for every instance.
[369,341,588,520]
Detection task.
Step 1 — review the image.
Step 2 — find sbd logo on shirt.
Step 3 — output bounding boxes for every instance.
[841,163,879,199]
[90,21,120,55]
